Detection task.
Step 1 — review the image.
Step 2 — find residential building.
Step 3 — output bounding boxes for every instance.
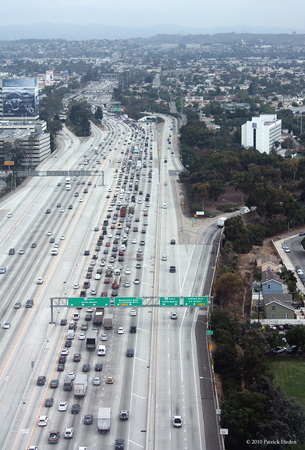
[263,294,296,320]
[261,269,284,295]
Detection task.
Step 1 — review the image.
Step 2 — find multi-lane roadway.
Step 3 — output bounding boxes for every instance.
[0,110,221,450]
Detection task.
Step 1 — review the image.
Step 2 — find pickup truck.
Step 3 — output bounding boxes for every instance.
[48,430,60,443]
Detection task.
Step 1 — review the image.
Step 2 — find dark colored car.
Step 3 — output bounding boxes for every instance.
[130,326,137,333]
[65,340,72,348]
[25,299,34,308]
[50,379,59,389]
[45,398,54,407]
[57,363,65,372]
[84,414,93,425]
[95,363,103,371]
[58,356,66,364]
[81,323,88,331]
[84,250,90,256]
[37,376,46,386]
[73,353,81,362]
[60,319,67,326]
[126,349,134,357]
[85,314,92,321]
[71,404,80,414]
[82,363,90,372]
[115,439,125,450]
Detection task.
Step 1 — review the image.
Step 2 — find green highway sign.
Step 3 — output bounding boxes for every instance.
[206,330,214,335]
[114,297,143,306]
[160,297,180,306]
[68,297,111,307]
[183,296,208,306]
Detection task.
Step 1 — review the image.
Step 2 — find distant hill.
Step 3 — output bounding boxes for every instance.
[1,23,305,41]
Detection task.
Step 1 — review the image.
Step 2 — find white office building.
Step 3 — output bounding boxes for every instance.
[241,114,282,154]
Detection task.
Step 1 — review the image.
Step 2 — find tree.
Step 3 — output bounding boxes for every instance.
[286,325,305,351]
[240,328,269,390]
[214,272,243,307]
[224,216,253,253]
[94,106,103,121]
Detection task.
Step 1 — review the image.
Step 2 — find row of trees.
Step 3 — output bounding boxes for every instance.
[211,311,305,449]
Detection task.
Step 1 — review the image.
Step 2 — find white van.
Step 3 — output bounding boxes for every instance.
[98,345,106,356]
[67,330,75,340]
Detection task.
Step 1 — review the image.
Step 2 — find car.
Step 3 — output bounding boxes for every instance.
[3,322,11,329]
[95,363,103,371]
[120,410,129,420]
[45,398,54,407]
[71,404,80,414]
[170,266,176,273]
[68,204,73,209]
[45,209,51,214]
[115,439,125,450]
[285,247,291,253]
[84,413,93,424]
[297,268,304,275]
[162,255,167,261]
[101,333,108,341]
[79,197,83,202]
[104,278,110,284]
[82,363,90,372]
[0,266,6,274]
[19,249,25,255]
[79,333,86,340]
[101,291,108,297]
[37,375,46,386]
[106,376,114,384]
[56,203,61,208]
[130,309,137,316]
[171,239,176,245]
[118,327,125,334]
[126,348,134,357]
[136,263,141,269]
[60,235,65,240]
[132,239,137,244]
[134,279,140,285]
[81,323,88,331]
[37,277,43,284]
[14,301,21,309]
[141,229,146,234]
[64,427,74,439]
[299,232,305,236]
[73,283,80,289]
[65,340,72,347]
[7,213,12,218]
[25,299,34,308]
[162,203,167,209]
[95,274,101,280]
[48,430,60,444]
[85,314,92,321]
[49,237,55,243]
[84,250,90,256]
[31,243,37,248]
[173,416,182,427]
[73,353,81,362]
[171,312,178,320]
[38,415,48,426]
[93,376,101,385]
[140,240,145,246]
[68,372,75,379]
[61,348,69,356]
[50,379,59,389]
[47,231,52,236]
[57,363,65,371]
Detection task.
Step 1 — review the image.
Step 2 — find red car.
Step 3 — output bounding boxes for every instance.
[143,212,148,216]
[111,225,115,229]
[104,278,110,284]
[106,242,111,247]
[101,291,108,297]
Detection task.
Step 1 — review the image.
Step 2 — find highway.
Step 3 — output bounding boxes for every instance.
[0,104,221,449]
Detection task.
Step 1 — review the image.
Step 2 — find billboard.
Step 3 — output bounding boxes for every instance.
[2,79,39,118]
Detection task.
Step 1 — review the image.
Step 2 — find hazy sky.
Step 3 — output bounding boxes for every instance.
[1,0,305,31]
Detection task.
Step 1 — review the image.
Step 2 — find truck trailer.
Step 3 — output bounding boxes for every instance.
[97,407,111,432]
[74,374,88,397]
[93,307,104,326]
[217,217,227,228]
[104,314,114,330]
[86,330,98,350]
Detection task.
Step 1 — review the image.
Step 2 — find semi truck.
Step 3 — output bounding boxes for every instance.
[86,330,98,350]
[120,206,127,217]
[104,314,114,330]
[93,307,104,326]
[128,205,135,214]
[97,407,111,432]
[74,374,88,397]
[217,217,227,228]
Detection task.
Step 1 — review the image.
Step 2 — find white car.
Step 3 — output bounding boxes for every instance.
[73,283,80,289]
[90,289,97,295]
[132,239,137,244]
[93,376,101,386]
[95,274,101,280]
[130,309,137,316]
[108,233,113,238]
[79,197,83,202]
[7,213,12,218]
[100,260,106,266]
[3,322,11,329]
[124,281,130,287]
[58,402,68,411]
[60,235,65,240]
[118,327,125,334]
[37,277,43,284]
[68,372,75,379]
[86,308,94,313]
[47,231,52,236]
[134,279,140,285]
[101,333,108,341]
[125,268,131,275]
[79,333,86,340]
[64,427,74,439]
[297,268,303,275]
[60,208,65,213]
[38,415,48,426]
[61,348,69,356]
[162,203,167,209]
